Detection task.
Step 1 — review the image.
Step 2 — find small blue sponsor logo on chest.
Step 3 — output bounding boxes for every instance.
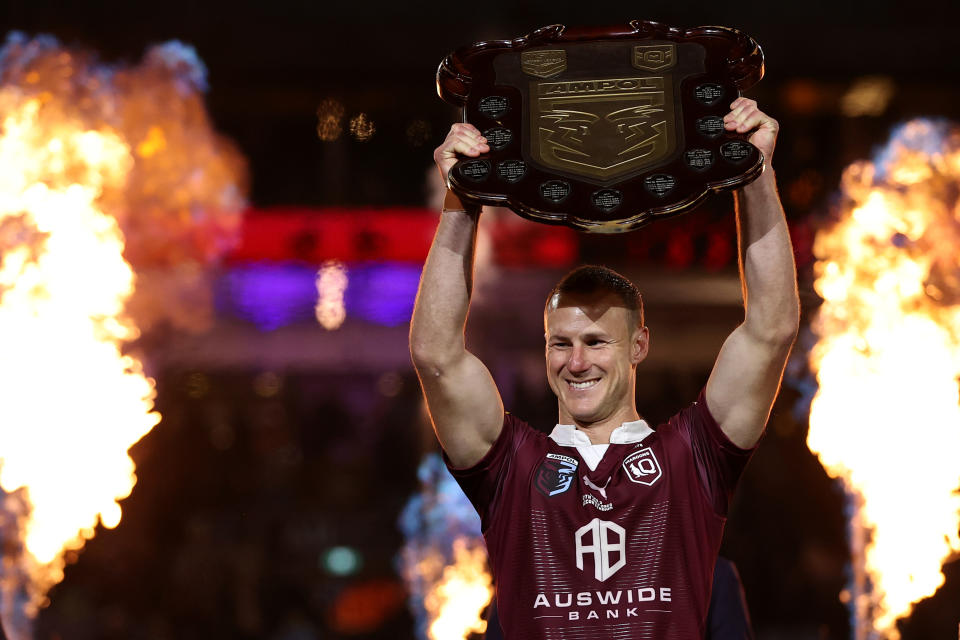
[535,453,578,496]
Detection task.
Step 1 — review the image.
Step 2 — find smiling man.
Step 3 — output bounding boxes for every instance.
[544,270,648,441]
[409,98,799,639]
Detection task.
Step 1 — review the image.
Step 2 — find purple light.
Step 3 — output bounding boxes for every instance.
[217,262,422,331]
[216,264,316,331]
[345,263,422,327]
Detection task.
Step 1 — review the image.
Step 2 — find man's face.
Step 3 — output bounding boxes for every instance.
[544,292,648,426]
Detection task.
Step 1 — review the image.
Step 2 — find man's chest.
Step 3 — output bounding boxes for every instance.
[525,441,683,515]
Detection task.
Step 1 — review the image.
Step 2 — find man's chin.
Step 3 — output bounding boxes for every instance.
[563,404,602,425]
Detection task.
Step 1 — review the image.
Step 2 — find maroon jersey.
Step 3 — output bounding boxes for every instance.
[446,391,755,639]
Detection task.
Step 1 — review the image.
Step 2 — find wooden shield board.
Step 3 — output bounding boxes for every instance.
[437,21,765,233]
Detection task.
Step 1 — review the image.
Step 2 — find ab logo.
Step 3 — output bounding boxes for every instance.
[575,518,626,582]
[622,447,662,486]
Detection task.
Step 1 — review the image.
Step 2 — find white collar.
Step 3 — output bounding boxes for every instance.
[548,418,653,447]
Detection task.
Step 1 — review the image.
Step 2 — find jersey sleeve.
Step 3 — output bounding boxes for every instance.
[443,412,529,532]
[672,389,756,516]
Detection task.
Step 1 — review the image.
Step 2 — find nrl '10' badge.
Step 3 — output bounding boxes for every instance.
[436,20,766,232]
[622,448,662,486]
[535,453,579,497]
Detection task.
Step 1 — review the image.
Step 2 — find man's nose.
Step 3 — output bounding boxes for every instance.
[567,344,590,373]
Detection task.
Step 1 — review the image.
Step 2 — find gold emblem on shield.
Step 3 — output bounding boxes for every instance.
[531,76,676,181]
[632,44,676,72]
[521,49,567,78]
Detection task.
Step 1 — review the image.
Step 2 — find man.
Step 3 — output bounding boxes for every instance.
[409,98,799,638]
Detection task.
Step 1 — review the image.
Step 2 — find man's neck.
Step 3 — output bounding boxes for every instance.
[561,408,642,445]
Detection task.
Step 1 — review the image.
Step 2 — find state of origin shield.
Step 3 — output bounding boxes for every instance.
[436,21,766,232]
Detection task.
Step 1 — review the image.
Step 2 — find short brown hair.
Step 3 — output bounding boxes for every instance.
[546,265,644,328]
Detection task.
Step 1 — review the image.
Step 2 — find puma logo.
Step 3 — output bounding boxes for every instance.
[583,475,611,500]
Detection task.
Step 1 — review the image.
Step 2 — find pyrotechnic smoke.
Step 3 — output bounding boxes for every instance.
[0,32,246,638]
[397,453,493,640]
[807,118,960,638]
[0,32,247,332]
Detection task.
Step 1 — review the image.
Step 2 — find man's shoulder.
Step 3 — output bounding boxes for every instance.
[503,411,551,450]
[656,393,714,433]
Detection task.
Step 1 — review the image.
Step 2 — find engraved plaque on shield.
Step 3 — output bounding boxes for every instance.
[436,21,765,232]
[532,75,675,182]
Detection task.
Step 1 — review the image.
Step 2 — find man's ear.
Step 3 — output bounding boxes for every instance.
[631,326,650,365]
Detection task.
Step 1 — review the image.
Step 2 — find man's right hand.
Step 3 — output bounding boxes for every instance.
[433,123,489,185]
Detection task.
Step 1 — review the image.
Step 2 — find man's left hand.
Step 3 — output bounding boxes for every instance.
[724,98,778,166]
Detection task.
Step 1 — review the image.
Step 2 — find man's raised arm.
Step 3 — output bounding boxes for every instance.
[409,123,504,468]
[706,99,801,448]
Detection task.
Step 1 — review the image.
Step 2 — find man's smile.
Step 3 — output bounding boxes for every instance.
[566,378,600,391]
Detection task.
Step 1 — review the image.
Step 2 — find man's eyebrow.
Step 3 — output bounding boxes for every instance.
[581,330,612,340]
[547,329,611,341]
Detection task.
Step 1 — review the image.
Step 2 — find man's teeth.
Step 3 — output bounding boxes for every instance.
[569,379,599,390]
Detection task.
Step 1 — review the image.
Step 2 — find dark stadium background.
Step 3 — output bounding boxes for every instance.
[3,0,959,638]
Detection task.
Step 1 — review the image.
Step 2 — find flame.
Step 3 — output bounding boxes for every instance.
[0,33,246,632]
[0,91,158,611]
[423,538,493,640]
[398,454,494,640]
[808,119,960,637]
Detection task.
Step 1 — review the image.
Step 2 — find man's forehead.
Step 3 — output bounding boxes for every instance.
[545,292,630,325]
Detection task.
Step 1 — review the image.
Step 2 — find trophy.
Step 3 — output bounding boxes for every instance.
[437,21,765,232]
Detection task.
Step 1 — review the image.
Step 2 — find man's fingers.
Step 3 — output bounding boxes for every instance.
[724,98,761,130]
[434,124,490,180]
[440,127,488,158]
[450,139,489,157]
[721,99,777,161]
[739,111,777,135]
[734,112,762,133]
[454,130,488,147]
[452,122,482,136]
[724,105,754,127]
[724,104,775,134]
[448,123,486,146]
[444,136,488,157]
